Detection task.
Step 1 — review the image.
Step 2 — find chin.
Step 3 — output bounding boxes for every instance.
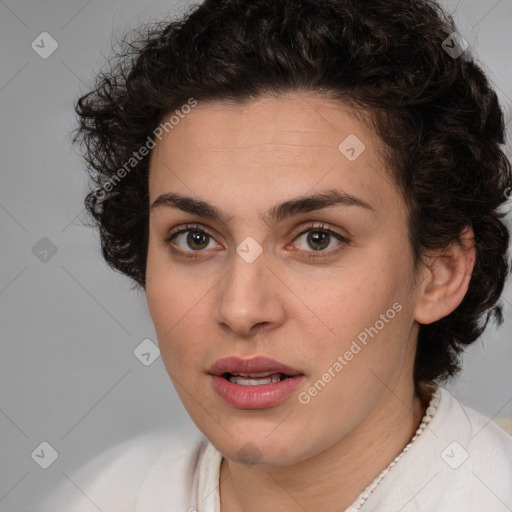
[206,424,314,467]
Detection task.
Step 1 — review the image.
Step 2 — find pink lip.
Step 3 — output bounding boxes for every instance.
[209,356,303,377]
[209,356,305,410]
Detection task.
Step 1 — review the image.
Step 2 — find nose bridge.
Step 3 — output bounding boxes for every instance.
[214,245,285,335]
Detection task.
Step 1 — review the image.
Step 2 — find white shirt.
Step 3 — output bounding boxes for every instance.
[41,387,512,511]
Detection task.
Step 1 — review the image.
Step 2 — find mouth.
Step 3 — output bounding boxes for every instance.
[209,355,304,381]
[222,371,292,386]
[209,356,305,409]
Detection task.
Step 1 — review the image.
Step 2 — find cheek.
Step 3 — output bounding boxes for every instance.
[146,245,185,360]
[301,259,414,386]
[305,261,402,336]
[145,237,193,329]
[145,253,212,376]
[145,265,173,336]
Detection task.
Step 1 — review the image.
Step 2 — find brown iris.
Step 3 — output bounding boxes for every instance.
[187,231,209,250]
[307,230,330,250]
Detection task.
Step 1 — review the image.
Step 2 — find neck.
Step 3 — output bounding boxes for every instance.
[220,383,427,512]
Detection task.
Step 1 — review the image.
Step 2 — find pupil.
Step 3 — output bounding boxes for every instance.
[187,231,209,250]
[308,231,329,250]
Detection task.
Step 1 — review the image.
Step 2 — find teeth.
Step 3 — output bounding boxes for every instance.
[236,371,277,377]
[228,373,283,386]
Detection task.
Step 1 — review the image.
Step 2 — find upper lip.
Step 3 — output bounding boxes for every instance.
[209,356,304,377]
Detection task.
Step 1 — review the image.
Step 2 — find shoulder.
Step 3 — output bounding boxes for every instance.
[365,387,512,512]
[40,427,207,512]
[439,388,512,478]
[420,387,512,510]
[438,387,512,462]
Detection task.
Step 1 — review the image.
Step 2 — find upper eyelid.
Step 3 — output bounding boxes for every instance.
[166,223,208,237]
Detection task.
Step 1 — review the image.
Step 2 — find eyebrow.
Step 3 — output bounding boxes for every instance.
[150,188,374,226]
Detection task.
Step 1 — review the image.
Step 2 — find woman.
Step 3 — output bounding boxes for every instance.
[44,0,512,510]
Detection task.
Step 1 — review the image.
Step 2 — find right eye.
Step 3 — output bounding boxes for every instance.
[165,224,222,256]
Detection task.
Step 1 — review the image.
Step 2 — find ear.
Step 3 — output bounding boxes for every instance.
[413,227,476,325]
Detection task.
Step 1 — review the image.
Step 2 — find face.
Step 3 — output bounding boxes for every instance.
[145,93,423,466]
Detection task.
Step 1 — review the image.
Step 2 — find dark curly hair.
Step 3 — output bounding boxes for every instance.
[75,0,512,387]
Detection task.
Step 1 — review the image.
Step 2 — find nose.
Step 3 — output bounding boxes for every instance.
[214,248,287,337]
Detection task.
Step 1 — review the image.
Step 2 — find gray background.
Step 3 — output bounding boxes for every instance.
[1,0,511,510]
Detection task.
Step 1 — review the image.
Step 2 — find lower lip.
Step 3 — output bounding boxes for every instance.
[211,375,305,409]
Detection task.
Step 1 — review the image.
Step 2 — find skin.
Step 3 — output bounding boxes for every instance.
[145,92,475,511]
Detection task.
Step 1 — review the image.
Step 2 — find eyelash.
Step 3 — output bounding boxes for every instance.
[164,222,349,260]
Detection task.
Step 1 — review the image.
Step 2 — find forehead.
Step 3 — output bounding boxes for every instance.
[148,93,400,216]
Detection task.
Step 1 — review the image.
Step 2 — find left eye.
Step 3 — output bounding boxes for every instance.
[293,228,344,252]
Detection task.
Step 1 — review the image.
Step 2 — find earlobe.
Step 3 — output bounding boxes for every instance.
[413,228,476,325]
